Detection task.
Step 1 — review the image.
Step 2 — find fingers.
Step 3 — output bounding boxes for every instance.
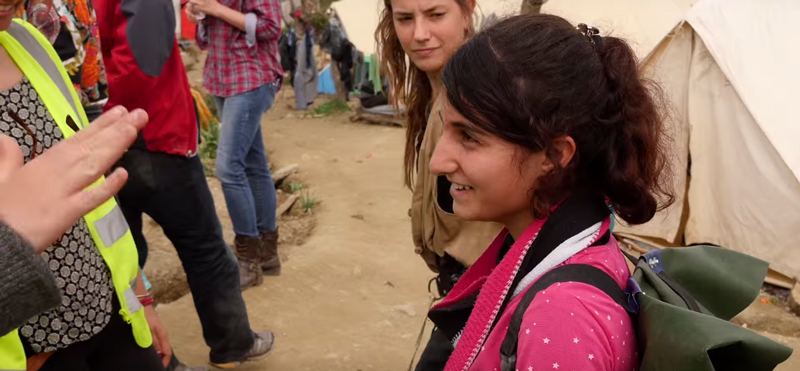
[89,109,148,153]
[59,109,146,193]
[67,168,129,219]
[81,106,128,132]
[159,330,172,367]
[151,327,163,365]
[0,135,23,182]
[151,331,166,367]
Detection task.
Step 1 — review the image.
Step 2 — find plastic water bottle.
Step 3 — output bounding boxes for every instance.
[194,11,206,21]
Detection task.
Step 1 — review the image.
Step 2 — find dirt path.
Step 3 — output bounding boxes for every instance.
[155,108,434,370]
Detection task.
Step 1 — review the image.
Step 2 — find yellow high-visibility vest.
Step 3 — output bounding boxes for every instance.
[0,19,152,370]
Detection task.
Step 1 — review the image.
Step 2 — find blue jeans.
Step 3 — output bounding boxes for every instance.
[214,83,279,237]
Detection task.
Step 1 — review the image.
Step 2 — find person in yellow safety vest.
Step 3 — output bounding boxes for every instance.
[0,102,147,336]
[0,5,170,371]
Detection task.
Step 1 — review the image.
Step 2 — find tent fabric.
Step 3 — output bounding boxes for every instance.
[615,22,694,244]
[683,31,800,280]
[684,0,800,181]
[541,0,686,57]
[617,0,800,279]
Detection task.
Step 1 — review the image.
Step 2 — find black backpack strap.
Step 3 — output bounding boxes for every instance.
[499,264,634,371]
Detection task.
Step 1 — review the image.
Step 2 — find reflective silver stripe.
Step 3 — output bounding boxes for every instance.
[124,278,143,315]
[95,205,129,247]
[6,22,83,128]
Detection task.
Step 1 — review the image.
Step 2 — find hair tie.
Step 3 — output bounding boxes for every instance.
[576,23,601,45]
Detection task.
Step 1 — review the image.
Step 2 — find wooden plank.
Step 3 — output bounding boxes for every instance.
[350,107,406,127]
[276,194,299,217]
[273,164,299,187]
[766,269,797,289]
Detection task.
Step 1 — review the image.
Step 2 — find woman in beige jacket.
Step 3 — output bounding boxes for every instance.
[377,0,499,292]
[375,1,500,368]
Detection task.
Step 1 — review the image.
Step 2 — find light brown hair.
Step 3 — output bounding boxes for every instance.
[375,0,475,188]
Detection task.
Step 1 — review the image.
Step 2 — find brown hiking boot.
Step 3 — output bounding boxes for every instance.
[234,235,263,289]
[259,229,281,276]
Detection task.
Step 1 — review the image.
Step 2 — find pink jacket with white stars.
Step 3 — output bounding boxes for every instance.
[430,199,637,371]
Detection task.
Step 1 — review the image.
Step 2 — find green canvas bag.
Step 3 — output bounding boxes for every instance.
[500,245,794,371]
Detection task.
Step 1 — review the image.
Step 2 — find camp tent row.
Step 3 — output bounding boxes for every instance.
[320,0,800,282]
[616,0,800,282]
[531,0,800,282]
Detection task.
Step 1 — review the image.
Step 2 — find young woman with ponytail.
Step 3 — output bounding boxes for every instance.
[425,14,673,370]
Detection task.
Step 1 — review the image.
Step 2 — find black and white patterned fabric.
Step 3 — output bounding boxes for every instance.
[1,77,115,353]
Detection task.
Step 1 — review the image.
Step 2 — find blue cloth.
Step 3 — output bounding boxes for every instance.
[140,269,153,291]
[318,65,336,94]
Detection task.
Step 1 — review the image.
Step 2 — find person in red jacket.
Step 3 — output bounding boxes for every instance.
[94,0,275,368]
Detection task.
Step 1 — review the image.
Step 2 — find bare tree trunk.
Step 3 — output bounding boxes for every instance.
[331,62,347,100]
[520,0,548,15]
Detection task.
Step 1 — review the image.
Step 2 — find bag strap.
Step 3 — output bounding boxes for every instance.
[499,264,634,371]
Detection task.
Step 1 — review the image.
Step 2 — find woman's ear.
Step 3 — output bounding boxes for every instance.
[540,136,577,173]
[552,136,577,168]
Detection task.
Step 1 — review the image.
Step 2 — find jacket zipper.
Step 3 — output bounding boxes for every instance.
[460,234,537,371]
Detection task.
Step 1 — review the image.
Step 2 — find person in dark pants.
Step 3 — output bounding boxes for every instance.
[116,149,261,364]
[96,0,275,368]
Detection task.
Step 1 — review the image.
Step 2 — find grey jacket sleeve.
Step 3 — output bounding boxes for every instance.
[0,223,61,336]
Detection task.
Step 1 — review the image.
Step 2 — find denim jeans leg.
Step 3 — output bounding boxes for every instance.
[245,124,278,232]
[215,86,269,237]
[244,83,278,232]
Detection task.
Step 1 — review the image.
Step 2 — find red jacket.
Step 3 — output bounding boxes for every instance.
[95,0,198,156]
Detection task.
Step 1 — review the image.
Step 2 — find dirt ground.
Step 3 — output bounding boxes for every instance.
[143,85,800,369]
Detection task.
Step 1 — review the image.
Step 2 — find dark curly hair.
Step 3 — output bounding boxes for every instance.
[442,14,674,225]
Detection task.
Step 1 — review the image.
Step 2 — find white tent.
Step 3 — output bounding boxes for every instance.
[609,0,800,281]
[540,0,692,58]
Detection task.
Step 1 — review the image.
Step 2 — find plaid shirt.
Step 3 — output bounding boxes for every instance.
[196,0,283,97]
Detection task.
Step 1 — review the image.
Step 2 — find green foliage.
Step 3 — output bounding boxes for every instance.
[300,191,318,214]
[203,92,218,122]
[310,98,351,116]
[199,122,220,177]
[289,181,307,193]
[199,123,219,161]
